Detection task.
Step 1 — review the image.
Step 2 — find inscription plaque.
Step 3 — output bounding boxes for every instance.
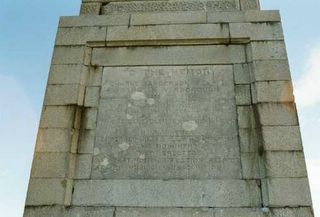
[93,65,240,179]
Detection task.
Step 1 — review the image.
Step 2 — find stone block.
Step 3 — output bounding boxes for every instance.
[48,65,82,85]
[234,63,250,84]
[230,22,283,41]
[241,153,261,179]
[82,108,98,129]
[78,130,95,154]
[106,24,229,44]
[31,153,69,178]
[35,128,72,152]
[247,41,287,61]
[235,85,251,105]
[56,27,107,45]
[257,103,298,126]
[87,66,103,86]
[52,46,85,65]
[262,126,303,151]
[25,179,66,205]
[254,81,294,102]
[24,206,114,217]
[84,86,100,107]
[75,154,93,179]
[251,60,291,81]
[239,128,260,153]
[214,208,267,217]
[101,0,239,15]
[44,84,79,106]
[72,180,261,207]
[237,106,256,128]
[131,11,206,25]
[80,2,102,15]
[92,45,246,66]
[267,178,312,207]
[116,207,214,217]
[207,10,280,23]
[40,106,76,128]
[271,207,314,217]
[59,15,129,27]
[265,152,307,178]
[240,0,260,10]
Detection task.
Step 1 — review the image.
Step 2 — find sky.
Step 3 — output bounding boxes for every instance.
[0,0,319,216]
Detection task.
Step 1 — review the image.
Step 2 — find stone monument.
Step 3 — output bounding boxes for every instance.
[24,0,315,216]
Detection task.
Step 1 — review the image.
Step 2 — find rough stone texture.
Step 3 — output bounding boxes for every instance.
[241,152,261,179]
[40,106,76,128]
[35,128,72,152]
[92,45,246,66]
[257,103,298,126]
[102,0,239,15]
[73,180,261,207]
[56,27,107,45]
[48,64,83,84]
[265,152,307,178]
[237,106,256,128]
[271,208,314,217]
[25,179,66,205]
[80,2,102,15]
[82,108,98,129]
[60,15,129,27]
[267,178,312,207]
[262,126,303,151]
[24,206,114,217]
[78,130,95,154]
[131,11,206,25]
[84,86,100,107]
[247,41,287,61]
[234,63,250,84]
[75,154,93,179]
[251,60,291,81]
[44,84,79,105]
[31,153,68,178]
[254,81,294,103]
[52,46,85,65]
[239,128,260,153]
[235,85,251,105]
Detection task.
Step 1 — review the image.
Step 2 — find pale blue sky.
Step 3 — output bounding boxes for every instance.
[0,1,319,217]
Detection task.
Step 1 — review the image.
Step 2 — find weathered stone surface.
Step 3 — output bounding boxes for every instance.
[93,65,240,179]
[82,108,98,129]
[107,24,229,43]
[239,128,260,153]
[116,207,214,217]
[35,129,72,152]
[52,46,85,65]
[240,0,260,10]
[78,130,95,154]
[247,41,287,61]
[234,63,250,84]
[48,65,82,85]
[131,11,206,25]
[230,22,283,41]
[31,153,68,178]
[92,45,246,66]
[24,206,114,217]
[73,180,261,207]
[102,0,239,15]
[254,81,294,103]
[241,152,261,179]
[257,103,298,126]
[267,178,312,207]
[251,60,291,81]
[237,106,256,128]
[87,66,103,86]
[271,207,314,217]
[215,208,267,217]
[262,126,303,151]
[80,2,102,15]
[75,154,93,179]
[59,15,129,27]
[25,179,66,205]
[44,84,79,105]
[207,10,280,23]
[40,106,76,128]
[56,27,106,45]
[265,152,307,178]
[235,85,251,105]
[84,86,100,107]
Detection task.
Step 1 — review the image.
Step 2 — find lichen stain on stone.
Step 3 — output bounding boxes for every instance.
[139,154,146,160]
[126,114,133,120]
[131,91,146,100]
[100,158,109,167]
[147,98,155,105]
[119,142,130,151]
[182,120,198,131]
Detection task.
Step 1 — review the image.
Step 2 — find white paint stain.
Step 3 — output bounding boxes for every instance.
[126,114,133,120]
[139,154,146,160]
[147,98,155,105]
[182,120,198,131]
[131,91,146,100]
[119,142,130,151]
[100,158,109,167]
[93,148,100,156]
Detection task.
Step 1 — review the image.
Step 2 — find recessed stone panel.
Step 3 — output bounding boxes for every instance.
[93,65,240,179]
